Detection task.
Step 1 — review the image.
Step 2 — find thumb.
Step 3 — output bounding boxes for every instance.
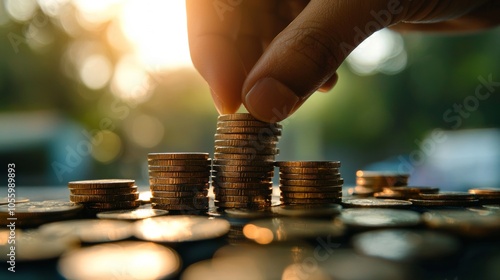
[242,0,398,122]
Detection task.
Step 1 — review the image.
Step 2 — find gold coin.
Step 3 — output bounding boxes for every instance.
[212,164,274,172]
[217,195,270,203]
[212,182,273,189]
[212,159,274,166]
[70,193,139,203]
[151,190,208,198]
[150,197,208,205]
[149,177,209,185]
[281,197,341,204]
[215,201,270,208]
[356,177,408,187]
[69,186,138,195]
[356,170,410,178]
[279,186,342,193]
[468,188,500,195]
[212,171,274,178]
[149,184,209,192]
[214,188,272,197]
[214,133,279,142]
[419,192,477,200]
[279,173,341,180]
[68,179,135,189]
[278,167,340,174]
[214,139,278,148]
[276,161,341,168]
[79,200,141,210]
[148,165,210,172]
[147,152,209,160]
[214,146,279,155]
[147,159,210,166]
[152,203,208,211]
[281,192,341,199]
[217,120,282,127]
[218,113,261,121]
[149,171,211,178]
[279,179,344,187]
[212,176,272,183]
[213,153,275,161]
[409,199,479,207]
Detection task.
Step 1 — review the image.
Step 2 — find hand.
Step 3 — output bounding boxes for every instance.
[187,0,500,122]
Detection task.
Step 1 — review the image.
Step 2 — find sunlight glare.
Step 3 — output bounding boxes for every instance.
[119,0,192,70]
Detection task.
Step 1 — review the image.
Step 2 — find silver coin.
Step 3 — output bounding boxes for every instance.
[338,208,421,229]
[38,219,133,243]
[96,209,169,220]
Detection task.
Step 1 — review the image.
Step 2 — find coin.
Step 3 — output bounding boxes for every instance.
[0,229,78,262]
[217,120,282,128]
[151,197,207,205]
[218,113,265,121]
[82,200,141,210]
[244,217,344,243]
[279,186,343,193]
[216,127,281,135]
[214,140,278,148]
[70,192,139,203]
[213,159,275,166]
[356,178,408,187]
[468,188,500,195]
[134,216,230,242]
[148,165,211,172]
[69,186,138,195]
[409,199,480,207]
[352,229,460,262]
[212,171,274,178]
[271,203,342,217]
[148,171,211,178]
[0,197,29,205]
[147,152,209,160]
[279,173,341,180]
[281,192,342,199]
[151,190,208,198]
[148,159,210,166]
[356,170,410,178]
[212,176,271,183]
[152,203,208,211]
[58,241,180,280]
[276,161,341,168]
[214,188,272,196]
[214,133,279,142]
[281,197,341,204]
[280,178,344,187]
[39,219,133,243]
[215,201,271,208]
[0,200,83,227]
[214,153,275,161]
[278,167,340,174]
[68,179,135,189]
[96,209,168,220]
[217,195,270,203]
[342,198,412,208]
[212,182,273,189]
[351,185,375,197]
[224,208,271,219]
[149,184,209,192]
[422,209,500,237]
[215,146,279,155]
[419,192,477,200]
[149,177,209,185]
[337,208,421,229]
[212,165,274,173]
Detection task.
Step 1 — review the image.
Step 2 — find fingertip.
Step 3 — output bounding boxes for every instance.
[210,89,241,115]
[317,73,339,93]
[244,77,299,122]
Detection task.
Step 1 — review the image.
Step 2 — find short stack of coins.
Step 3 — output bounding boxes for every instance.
[68,179,140,212]
[468,188,500,205]
[148,153,210,211]
[409,191,480,207]
[354,171,410,196]
[212,113,281,208]
[277,161,343,205]
[374,186,440,200]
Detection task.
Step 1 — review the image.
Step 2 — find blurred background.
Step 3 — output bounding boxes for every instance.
[1,0,499,190]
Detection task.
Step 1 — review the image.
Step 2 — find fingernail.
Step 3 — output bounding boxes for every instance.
[210,89,226,114]
[244,78,299,122]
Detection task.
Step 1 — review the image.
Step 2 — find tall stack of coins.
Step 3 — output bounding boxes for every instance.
[212,114,281,208]
[148,153,210,211]
[277,161,343,204]
[354,171,409,196]
[68,179,140,212]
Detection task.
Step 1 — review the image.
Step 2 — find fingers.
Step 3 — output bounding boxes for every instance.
[186,0,245,114]
[242,0,392,122]
[317,73,338,93]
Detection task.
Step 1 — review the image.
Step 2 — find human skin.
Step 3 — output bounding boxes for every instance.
[187,0,500,122]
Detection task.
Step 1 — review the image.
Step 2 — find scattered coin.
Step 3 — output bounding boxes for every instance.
[134,216,230,242]
[342,198,412,208]
[352,229,460,262]
[38,219,134,243]
[271,203,342,218]
[96,209,169,220]
[409,198,480,207]
[224,208,272,219]
[0,200,83,227]
[58,241,180,280]
[337,208,421,229]
[419,192,477,200]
